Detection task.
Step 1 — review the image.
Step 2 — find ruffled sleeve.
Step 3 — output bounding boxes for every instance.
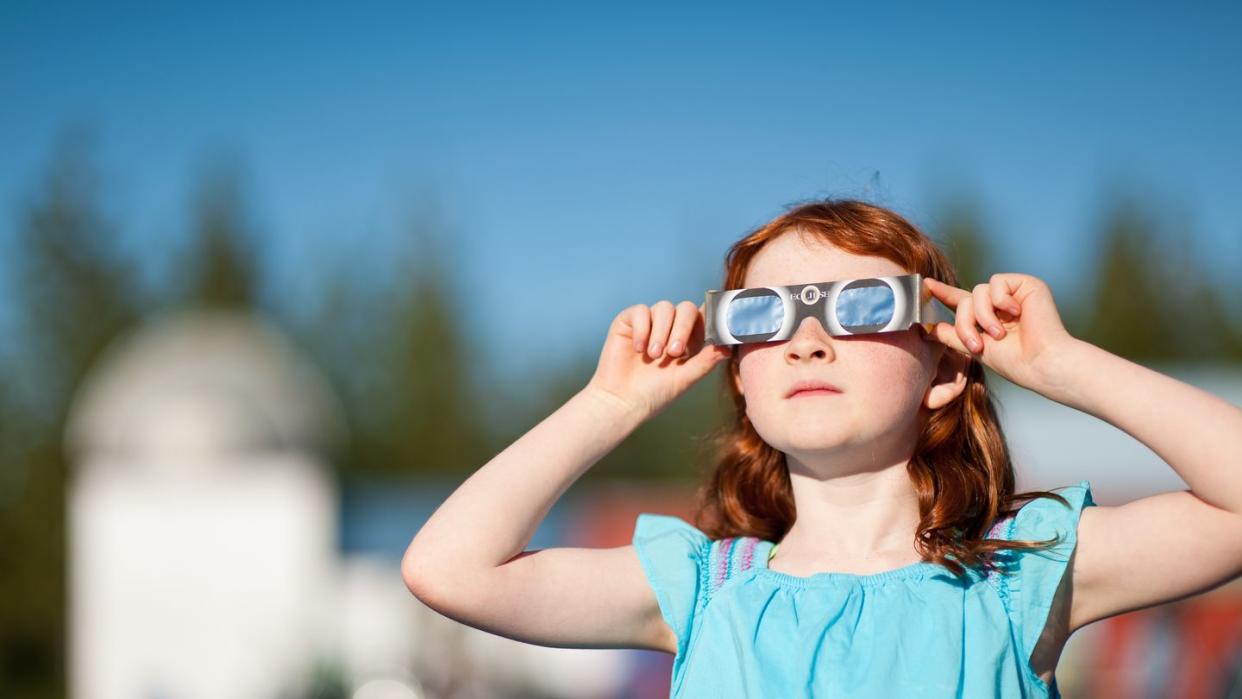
[632,513,711,655]
[999,479,1097,665]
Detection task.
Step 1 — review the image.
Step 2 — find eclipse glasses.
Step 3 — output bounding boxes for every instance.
[704,273,956,346]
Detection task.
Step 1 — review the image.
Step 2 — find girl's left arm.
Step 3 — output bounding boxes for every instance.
[1033,336,1242,631]
[923,274,1242,633]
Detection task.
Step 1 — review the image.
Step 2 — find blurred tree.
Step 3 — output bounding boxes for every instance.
[1146,207,1242,362]
[1180,280,1242,362]
[11,128,143,422]
[0,373,23,512]
[1226,240,1242,361]
[1073,198,1173,360]
[1071,196,1242,362]
[301,214,493,479]
[373,225,491,477]
[291,259,376,473]
[180,154,261,309]
[932,194,993,289]
[486,323,731,485]
[1,126,142,699]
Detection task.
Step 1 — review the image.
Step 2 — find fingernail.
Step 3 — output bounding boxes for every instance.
[969,338,981,351]
[669,340,682,354]
[650,342,662,355]
[989,325,1002,338]
[635,339,644,352]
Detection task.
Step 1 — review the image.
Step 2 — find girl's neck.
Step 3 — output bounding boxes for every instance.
[778,458,922,560]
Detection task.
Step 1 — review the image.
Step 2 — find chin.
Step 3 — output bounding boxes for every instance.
[756,424,852,455]
[780,438,852,456]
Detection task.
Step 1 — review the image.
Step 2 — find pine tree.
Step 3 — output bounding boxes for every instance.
[1,126,141,699]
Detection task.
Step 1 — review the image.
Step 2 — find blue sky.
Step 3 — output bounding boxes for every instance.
[3,2,1240,381]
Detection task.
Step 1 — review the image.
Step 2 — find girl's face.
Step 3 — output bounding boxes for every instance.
[734,231,951,469]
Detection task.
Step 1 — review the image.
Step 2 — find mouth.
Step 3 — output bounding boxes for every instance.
[787,388,842,398]
[785,381,843,398]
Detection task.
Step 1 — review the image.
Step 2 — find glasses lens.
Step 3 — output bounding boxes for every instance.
[726,291,784,338]
[835,281,895,332]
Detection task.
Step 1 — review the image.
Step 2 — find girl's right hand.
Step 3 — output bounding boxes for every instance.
[585,300,733,420]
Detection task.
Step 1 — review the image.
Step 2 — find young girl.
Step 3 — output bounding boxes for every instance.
[402,200,1242,698]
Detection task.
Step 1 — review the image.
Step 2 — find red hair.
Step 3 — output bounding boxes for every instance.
[693,199,1066,579]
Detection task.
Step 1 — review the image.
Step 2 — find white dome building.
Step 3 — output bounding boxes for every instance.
[62,308,640,699]
[65,309,347,699]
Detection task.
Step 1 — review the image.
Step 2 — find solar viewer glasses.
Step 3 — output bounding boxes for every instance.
[704,273,956,346]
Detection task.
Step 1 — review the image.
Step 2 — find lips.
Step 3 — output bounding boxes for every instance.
[786,379,843,398]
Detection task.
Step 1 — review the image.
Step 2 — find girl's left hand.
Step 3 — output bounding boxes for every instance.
[922,273,1078,390]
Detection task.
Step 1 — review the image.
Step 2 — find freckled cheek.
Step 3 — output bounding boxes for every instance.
[735,364,793,446]
[736,366,763,405]
[853,354,929,413]
[736,354,779,400]
[736,365,786,433]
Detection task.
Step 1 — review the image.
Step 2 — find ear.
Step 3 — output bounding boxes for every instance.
[730,357,744,396]
[923,343,970,410]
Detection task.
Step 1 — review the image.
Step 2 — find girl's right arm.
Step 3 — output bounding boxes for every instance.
[400,299,731,652]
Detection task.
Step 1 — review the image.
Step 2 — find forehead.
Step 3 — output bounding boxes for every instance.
[742,230,908,288]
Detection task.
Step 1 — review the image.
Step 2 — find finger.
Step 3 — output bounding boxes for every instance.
[983,274,1023,315]
[680,302,726,367]
[629,304,651,352]
[647,300,676,357]
[924,277,971,307]
[927,320,972,356]
[972,283,1005,340]
[666,301,699,357]
[990,279,1022,317]
[956,296,984,353]
[690,302,729,359]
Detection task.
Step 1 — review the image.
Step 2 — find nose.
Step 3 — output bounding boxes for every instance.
[785,316,837,363]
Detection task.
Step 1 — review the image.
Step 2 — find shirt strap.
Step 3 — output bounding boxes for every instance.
[705,536,764,599]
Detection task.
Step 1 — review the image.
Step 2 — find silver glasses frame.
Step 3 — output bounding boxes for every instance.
[703,273,956,346]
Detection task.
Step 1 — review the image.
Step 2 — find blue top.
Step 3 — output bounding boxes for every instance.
[632,480,1096,698]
